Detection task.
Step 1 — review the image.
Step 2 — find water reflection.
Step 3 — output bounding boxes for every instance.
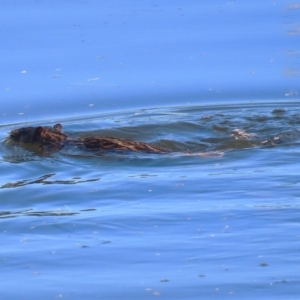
[0,208,78,218]
[0,207,98,218]
[1,173,99,189]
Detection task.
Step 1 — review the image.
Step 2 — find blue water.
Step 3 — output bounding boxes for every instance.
[2,0,299,121]
[1,1,300,299]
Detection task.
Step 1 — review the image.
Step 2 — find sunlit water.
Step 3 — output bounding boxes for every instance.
[1,102,300,299]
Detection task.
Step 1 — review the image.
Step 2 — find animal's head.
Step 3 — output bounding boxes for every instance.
[8,123,67,150]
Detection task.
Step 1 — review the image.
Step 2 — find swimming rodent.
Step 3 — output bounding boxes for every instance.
[7,123,168,154]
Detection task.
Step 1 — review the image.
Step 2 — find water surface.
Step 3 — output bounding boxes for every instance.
[1,0,300,299]
[1,0,299,122]
[1,102,300,299]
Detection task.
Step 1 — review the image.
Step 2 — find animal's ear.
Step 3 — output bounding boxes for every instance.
[53,124,62,132]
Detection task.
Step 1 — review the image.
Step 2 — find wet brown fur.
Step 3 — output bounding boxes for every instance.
[7,124,168,154]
